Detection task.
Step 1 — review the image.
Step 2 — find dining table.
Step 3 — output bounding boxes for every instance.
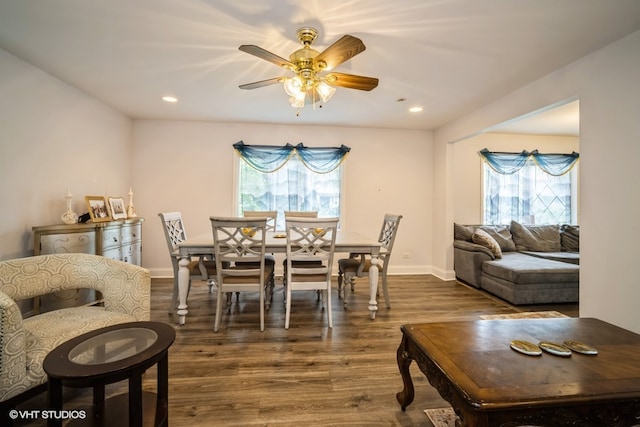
[175,230,382,325]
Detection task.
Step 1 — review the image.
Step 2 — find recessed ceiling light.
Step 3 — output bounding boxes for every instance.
[409,106,423,113]
[162,96,178,103]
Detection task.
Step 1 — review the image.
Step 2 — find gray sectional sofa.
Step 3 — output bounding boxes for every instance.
[454,221,579,305]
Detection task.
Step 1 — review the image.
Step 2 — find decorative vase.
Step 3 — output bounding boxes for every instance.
[127,187,137,218]
[61,189,79,225]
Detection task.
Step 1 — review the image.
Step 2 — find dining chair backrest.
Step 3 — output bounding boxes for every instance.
[379,214,403,257]
[284,211,318,218]
[158,211,187,253]
[283,211,318,231]
[243,210,277,232]
[211,216,268,271]
[285,217,339,277]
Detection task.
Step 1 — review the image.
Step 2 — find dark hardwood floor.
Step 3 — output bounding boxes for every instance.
[14,275,578,426]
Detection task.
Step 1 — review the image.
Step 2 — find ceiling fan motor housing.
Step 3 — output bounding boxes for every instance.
[296,27,318,45]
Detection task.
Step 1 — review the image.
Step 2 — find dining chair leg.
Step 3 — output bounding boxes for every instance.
[381,274,391,309]
[326,287,333,328]
[285,286,292,329]
[337,270,344,299]
[214,286,224,332]
[259,288,265,332]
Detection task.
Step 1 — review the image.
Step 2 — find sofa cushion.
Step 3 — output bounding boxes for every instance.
[22,307,137,388]
[472,229,502,258]
[482,252,579,284]
[510,221,561,252]
[454,223,475,241]
[561,224,580,252]
[479,225,516,252]
[521,251,580,265]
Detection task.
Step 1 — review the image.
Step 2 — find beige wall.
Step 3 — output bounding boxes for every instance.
[131,121,433,277]
[0,49,132,260]
[433,30,640,333]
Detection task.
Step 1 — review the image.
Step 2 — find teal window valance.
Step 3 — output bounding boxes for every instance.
[233,141,350,174]
[479,148,579,176]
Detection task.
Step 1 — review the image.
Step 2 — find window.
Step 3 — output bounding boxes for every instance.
[237,153,342,229]
[483,158,577,225]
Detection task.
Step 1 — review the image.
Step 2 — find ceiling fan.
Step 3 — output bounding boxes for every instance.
[238,27,379,109]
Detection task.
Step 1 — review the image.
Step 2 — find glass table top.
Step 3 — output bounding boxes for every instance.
[68,327,159,365]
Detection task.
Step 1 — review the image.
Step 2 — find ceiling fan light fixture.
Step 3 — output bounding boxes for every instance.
[283,76,304,97]
[316,82,336,103]
[289,92,306,108]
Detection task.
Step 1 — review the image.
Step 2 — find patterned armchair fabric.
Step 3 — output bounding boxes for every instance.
[0,253,150,403]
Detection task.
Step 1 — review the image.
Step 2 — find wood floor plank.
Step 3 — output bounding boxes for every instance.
[12,275,577,426]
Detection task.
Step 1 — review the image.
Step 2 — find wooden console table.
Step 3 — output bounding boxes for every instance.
[396,318,640,426]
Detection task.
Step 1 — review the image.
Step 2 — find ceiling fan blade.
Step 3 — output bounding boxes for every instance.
[239,77,284,90]
[315,35,366,70]
[324,72,379,91]
[239,45,295,70]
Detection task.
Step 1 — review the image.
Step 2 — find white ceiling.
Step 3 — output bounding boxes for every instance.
[1,0,638,133]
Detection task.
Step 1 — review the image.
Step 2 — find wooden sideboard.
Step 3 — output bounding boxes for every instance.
[33,218,143,266]
[31,218,144,313]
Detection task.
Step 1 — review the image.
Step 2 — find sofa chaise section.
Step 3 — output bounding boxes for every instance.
[481,252,579,304]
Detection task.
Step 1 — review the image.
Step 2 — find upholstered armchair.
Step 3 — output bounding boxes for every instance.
[0,253,150,413]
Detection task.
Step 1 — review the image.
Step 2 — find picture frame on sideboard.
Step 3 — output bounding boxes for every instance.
[85,196,112,222]
[108,196,127,220]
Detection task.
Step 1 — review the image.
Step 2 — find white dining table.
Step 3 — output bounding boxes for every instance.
[176,230,382,325]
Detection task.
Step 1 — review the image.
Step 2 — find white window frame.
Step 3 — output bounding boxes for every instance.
[234,155,346,229]
[481,159,578,225]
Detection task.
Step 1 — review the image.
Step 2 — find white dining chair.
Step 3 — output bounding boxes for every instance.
[211,216,273,332]
[283,211,322,269]
[159,212,217,314]
[284,217,339,329]
[337,214,403,309]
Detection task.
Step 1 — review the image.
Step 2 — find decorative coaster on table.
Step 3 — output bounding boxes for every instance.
[510,340,542,356]
[539,341,572,357]
[563,340,598,355]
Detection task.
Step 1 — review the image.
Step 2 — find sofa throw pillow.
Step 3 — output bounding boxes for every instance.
[478,225,517,252]
[561,224,580,252]
[454,223,475,242]
[472,229,503,258]
[510,220,561,252]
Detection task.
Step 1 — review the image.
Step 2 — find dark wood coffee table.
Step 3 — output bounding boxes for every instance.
[43,321,175,427]
[396,317,640,426]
